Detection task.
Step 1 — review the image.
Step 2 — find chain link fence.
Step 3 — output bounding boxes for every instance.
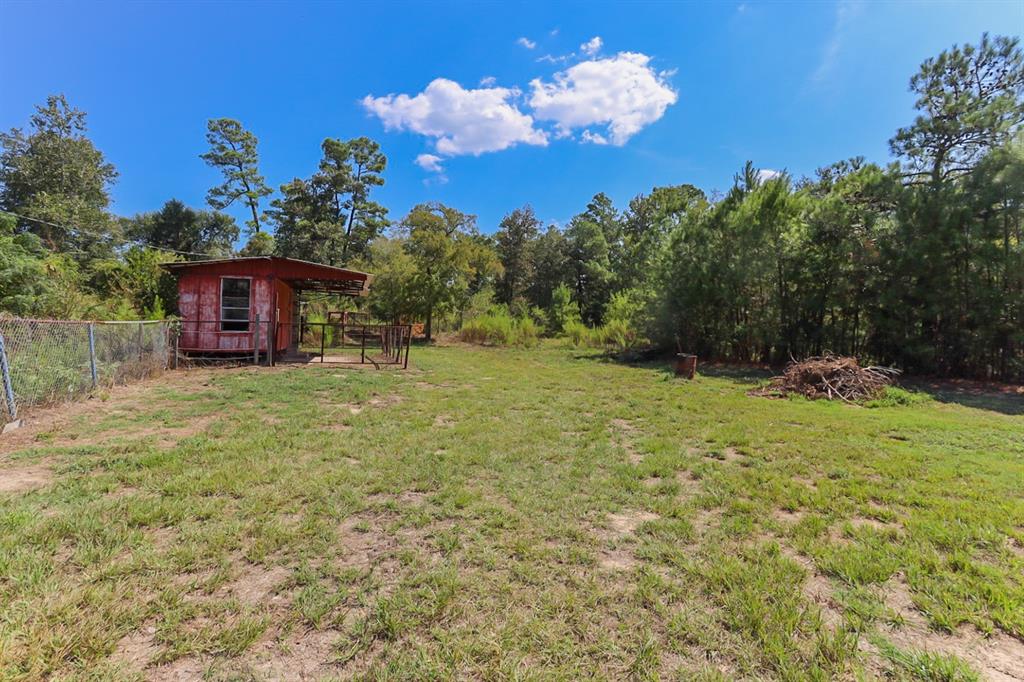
[0,318,173,423]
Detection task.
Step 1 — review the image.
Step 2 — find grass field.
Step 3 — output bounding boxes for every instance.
[1,344,1022,681]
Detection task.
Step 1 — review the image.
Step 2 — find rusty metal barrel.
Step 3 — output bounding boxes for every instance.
[675,353,697,379]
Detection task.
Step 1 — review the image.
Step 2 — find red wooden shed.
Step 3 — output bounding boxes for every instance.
[163,256,372,360]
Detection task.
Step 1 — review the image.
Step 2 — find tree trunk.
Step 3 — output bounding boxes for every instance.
[248,200,261,233]
[340,164,364,262]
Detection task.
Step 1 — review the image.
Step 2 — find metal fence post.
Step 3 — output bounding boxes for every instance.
[404,325,411,369]
[137,322,144,362]
[88,323,98,387]
[253,314,261,366]
[0,333,16,421]
[172,323,179,370]
[360,325,366,364]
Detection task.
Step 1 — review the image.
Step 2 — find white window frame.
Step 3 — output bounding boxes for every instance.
[220,276,252,333]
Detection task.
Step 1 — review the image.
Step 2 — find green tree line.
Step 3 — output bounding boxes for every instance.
[1,35,1021,379]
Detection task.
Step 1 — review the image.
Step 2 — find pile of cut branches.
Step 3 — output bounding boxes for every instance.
[752,354,900,403]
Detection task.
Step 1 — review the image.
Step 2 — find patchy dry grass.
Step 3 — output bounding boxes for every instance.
[0,345,1022,680]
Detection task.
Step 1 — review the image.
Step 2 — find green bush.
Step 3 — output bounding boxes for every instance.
[562,318,643,351]
[546,284,581,335]
[596,318,636,350]
[516,316,540,345]
[459,307,540,347]
[563,319,591,347]
[553,287,649,350]
[864,386,932,408]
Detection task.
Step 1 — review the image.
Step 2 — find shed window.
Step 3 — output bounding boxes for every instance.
[220,278,251,331]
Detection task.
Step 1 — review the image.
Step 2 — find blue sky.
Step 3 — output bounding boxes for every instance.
[1,1,1021,236]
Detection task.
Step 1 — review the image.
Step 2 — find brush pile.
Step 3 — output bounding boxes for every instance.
[753,354,901,402]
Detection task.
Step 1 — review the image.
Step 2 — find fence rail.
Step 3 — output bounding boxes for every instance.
[173,319,412,369]
[295,322,411,368]
[0,318,171,422]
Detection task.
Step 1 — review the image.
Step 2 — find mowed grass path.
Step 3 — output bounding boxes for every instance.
[1,345,1022,681]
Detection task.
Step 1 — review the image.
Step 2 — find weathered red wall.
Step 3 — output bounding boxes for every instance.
[178,270,278,353]
[173,257,367,355]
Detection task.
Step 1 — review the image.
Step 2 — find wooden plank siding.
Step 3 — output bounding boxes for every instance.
[166,257,370,358]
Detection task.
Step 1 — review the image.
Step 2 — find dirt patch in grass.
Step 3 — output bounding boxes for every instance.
[368,394,405,408]
[773,509,807,524]
[104,485,142,500]
[0,367,234,454]
[110,627,160,673]
[336,515,398,571]
[147,527,178,551]
[413,381,455,390]
[598,547,638,571]
[148,655,206,681]
[605,510,660,537]
[609,418,643,464]
[703,446,747,463]
[433,414,455,427]
[691,508,722,536]
[0,461,53,493]
[396,490,427,505]
[878,576,1024,681]
[220,563,292,605]
[792,475,818,489]
[242,627,344,680]
[593,509,659,571]
[367,490,429,506]
[43,414,220,451]
[722,446,745,462]
[779,546,843,630]
[609,418,634,432]
[675,471,703,500]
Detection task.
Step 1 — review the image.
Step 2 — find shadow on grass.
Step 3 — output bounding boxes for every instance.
[571,350,772,387]
[571,347,1024,414]
[901,379,1024,416]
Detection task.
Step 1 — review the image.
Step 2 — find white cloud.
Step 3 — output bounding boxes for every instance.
[517,37,536,49]
[415,153,445,172]
[581,130,608,145]
[528,52,677,145]
[362,78,548,157]
[756,168,781,183]
[811,0,863,84]
[479,76,497,87]
[579,36,603,56]
[537,52,575,64]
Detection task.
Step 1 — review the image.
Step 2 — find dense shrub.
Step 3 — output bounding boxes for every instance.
[459,307,540,346]
[864,386,932,408]
[545,284,581,335]
[563,319,591,347]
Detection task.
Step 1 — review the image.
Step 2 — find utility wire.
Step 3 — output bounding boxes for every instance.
[3,210,225,259]
[6,210,357,303]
